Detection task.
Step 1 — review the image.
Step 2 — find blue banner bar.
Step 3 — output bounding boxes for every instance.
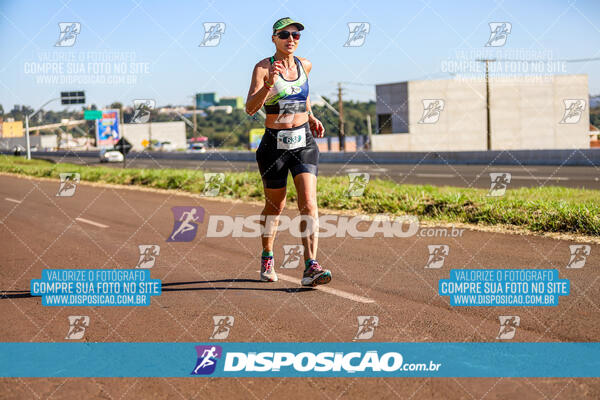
[1,343,599,377]
[439,269,570,306]
[30,269,161,306]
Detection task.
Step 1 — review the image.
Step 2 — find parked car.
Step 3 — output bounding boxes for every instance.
[13,145,25,156]
[99,148,124,163]
[159,141,177,152]
[186,143,206,153]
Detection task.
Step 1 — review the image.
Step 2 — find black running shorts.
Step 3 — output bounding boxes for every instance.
[256,121,319,189]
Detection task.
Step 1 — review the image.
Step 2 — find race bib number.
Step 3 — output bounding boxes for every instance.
[277,127,306,150]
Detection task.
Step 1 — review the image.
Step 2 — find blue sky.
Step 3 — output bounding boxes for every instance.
[1,0,599,111]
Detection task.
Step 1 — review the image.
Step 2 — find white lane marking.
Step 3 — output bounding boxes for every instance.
[5,198,22,204]
[510,175,569,181]
[75,217,109,228]
[344,168,388,172]
[414,173,456,178]
[259,271,375,304]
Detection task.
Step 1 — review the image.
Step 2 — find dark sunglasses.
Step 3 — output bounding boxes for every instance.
[273,31,301,40]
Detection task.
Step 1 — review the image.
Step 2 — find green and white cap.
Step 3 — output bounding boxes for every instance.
[273,17,304,34]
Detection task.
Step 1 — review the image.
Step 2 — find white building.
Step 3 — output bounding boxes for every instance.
[122,121,186,151]
[373,74,590,151]
[206,105,233,114]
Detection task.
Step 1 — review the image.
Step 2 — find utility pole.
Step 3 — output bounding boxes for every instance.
[192,105,197,138]
[119,105,126,167]
[472,57,600,150]
[476,59,495,151]
[337,82,345,152]
[25,114,31,157]
[366,114,372,150]
[148,112,152,151]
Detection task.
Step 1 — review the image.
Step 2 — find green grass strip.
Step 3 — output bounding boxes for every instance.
[1,155,599,236]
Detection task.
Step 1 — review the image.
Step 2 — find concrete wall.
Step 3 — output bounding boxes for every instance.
[40,135,57,149]
[0,136,41,150]
[122,121,186,151]
[374,78,487,151]
[374,74,589,151]
[490,74,589,150]
[407,78,487,151]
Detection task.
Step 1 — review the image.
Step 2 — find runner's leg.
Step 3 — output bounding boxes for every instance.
[293,172,318,262]
[261,186,287,252]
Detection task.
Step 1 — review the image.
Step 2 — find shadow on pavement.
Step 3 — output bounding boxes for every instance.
[0,278,314,299]
[1,290,33,299]
[162,278,314,293]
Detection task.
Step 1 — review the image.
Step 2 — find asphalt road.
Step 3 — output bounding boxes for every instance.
[1,174,599,399]
[37,154,600,189]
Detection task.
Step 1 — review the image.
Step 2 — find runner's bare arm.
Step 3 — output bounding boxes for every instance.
[245,61,271,116]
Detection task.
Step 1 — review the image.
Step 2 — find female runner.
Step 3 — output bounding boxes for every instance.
[245,17,332,286]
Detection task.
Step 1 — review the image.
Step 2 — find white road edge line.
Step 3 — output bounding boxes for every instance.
[75,217,109,228]
[5,198,22,204]
[258,271,375,304]
[414,173,456,178]
[511,175,569,181]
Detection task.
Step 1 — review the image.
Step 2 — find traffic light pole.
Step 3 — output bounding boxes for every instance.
[25,97,60,160]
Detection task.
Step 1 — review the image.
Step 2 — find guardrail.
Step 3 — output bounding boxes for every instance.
[2,149,599,166]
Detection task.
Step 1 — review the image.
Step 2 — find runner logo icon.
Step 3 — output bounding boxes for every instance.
[167,207,204,242]
[281,245,304,269]
[559,99,586,124]
[486,22,512,47]
[131,99,155,123]
[496,316,520,340]
[199,22,225,47]
[136,245,160,269]
[56,173,80,197]
[418,99,444,124]
[566,245,591,269]
[344,22,370,47]
[354,316,379,340]
[347,173,370,197]
[203,173,225,197]
[65,316,89,340]
[191,345,222,375]
[55,22,81,47]
[487,173,511,197]
[275,101,303,124]
[425,245,449,269]
[210,316,234,340]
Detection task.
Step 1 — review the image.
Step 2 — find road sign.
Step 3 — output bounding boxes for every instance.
[61,91,85,105]
[115,137,132,155]
[249,128,264,150]
[96,109,120,147]
[84,110,103,120]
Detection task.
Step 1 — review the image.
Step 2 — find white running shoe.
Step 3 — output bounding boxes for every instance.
[301,260,332,286]
[260,256,278,282]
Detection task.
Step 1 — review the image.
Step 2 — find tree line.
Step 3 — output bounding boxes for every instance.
[0,98,376,149]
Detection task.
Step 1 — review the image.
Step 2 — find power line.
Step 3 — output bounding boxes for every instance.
[492,57,600,63]
[339,81,376,86]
